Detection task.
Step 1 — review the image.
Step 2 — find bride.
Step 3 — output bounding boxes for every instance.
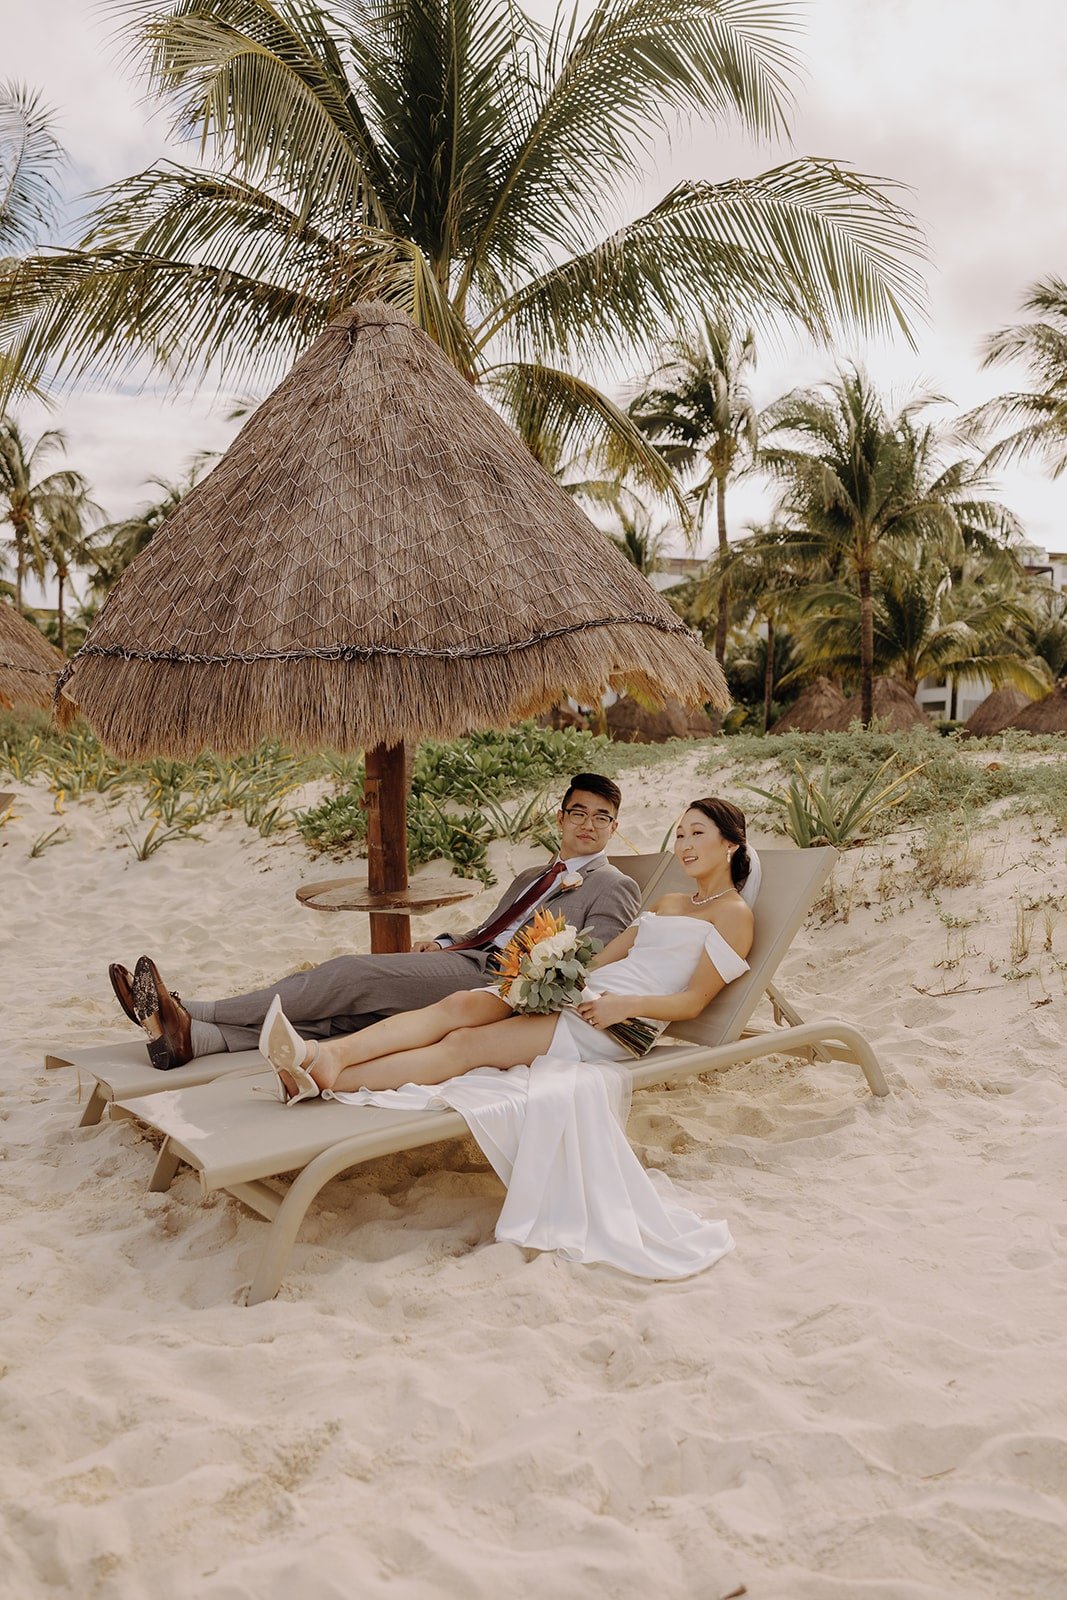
[260,796,755,1280]
[262,796,755,1103]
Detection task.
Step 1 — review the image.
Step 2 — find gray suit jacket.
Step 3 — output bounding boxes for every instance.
[442,856,641,962]
[210,857,643,1048]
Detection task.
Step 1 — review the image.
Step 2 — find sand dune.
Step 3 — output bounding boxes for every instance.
[2,762,1065,1598]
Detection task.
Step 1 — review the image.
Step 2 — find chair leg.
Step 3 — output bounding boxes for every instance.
[244,1136,372,1305]
[766,983,833,1062]
[149,1140,183,1193]
[78,1083,109,1128]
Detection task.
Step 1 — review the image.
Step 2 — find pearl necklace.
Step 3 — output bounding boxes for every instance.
[690,885,733,908]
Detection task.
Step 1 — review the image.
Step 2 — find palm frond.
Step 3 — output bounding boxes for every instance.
[484,359,685,508]
[476,0,801,269]
[123,0,399,228]
[0,81,66,251]
[481,159,926,363]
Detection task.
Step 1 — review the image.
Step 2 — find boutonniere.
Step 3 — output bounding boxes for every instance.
[559,870,584,891]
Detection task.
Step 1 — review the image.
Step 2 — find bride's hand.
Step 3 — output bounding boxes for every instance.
[576,994,629,1029]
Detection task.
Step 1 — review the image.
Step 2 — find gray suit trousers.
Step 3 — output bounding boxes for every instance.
[205,948,490,1052]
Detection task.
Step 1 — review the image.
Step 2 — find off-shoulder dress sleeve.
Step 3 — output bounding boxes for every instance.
[703,925,750,984]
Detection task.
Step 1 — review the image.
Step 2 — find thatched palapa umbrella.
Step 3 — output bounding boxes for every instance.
[1004,681,1067,733]
[963,687,1031,737]
[57,302,726,950]
[769,677,848,734]
[606,695,719,743]
[825,677,934,733]
[0,602,64,710]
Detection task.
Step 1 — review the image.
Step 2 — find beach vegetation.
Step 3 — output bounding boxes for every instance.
[28,822,68,856]
[910,815,981,892]
[715,726,1067,833]
[296,721,605,877]
[744,753,923,848]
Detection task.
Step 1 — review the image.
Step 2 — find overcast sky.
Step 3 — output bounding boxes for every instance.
[6,0,1066,575]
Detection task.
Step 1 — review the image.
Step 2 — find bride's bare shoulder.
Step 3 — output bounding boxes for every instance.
[708,897,754,955]
[649,892,691,915]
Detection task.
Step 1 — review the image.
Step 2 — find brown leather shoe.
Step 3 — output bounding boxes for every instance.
[134,955,194,1071]
[108,963,138,1023]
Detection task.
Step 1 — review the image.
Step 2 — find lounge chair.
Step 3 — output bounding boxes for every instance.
[105,845,887,1304]
[43,851,684,1126]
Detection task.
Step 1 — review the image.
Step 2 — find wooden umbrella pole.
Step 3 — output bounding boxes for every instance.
[365,740,410,953]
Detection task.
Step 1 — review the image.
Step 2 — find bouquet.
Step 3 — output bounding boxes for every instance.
[490,908,659,1058]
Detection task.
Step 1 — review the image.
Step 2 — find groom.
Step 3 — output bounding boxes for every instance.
[113,773,641,1069]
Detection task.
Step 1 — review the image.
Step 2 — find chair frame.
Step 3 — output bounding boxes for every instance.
[97,845,886,1303]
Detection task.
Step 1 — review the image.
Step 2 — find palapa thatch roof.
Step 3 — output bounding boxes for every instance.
[57,302,726,758]
[1004,681,1067,733]
[964,686,1031,737]
[825,676,934,732]
[606,695,719,743]
[0,603,64,710]
[769,677,849,734]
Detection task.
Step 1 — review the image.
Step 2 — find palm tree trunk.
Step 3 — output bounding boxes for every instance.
[56,568,66,653]
[763,613,775,732]
[14,527,24,612]
[714,474,729,665]
[858,564,874,726]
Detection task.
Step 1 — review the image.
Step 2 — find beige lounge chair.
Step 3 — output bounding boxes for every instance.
[109,845,887,1304]
[43,851,683,1126]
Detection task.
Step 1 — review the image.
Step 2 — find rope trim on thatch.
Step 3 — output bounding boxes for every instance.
[58,615,701,674]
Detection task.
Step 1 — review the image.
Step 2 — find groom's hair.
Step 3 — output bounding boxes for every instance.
[561,773,622,813]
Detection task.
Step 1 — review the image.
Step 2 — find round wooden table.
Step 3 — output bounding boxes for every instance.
[295,874,483,915]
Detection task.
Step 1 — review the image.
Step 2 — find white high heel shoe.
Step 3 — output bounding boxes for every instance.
[259,996,322,1105]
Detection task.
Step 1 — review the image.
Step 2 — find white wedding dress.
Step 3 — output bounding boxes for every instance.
[329,914,749,1279]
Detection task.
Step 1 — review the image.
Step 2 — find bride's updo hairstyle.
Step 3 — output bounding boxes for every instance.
[685,797,751,890]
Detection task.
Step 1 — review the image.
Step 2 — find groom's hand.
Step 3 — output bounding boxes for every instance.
[412,939,442,953]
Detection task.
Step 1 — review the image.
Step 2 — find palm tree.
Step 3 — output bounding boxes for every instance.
[787,554,1049,706]
[0,0,923,479]
[608,503,671,576]
[0,418,96,612]
[0,83,66,400]
[630,317,758,661]
[968,276,1067,477]
[1009,584,1067,682]
[37,482,104,651]
[759,368,1020,724]
[695,521,817,727]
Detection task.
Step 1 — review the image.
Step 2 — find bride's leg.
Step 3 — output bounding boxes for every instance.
[309,991,509,1085]
[326,1013,561,1093]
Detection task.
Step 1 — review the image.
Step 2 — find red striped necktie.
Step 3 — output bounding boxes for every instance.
[447,860,568,952]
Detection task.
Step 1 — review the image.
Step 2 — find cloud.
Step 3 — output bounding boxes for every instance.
[5,0,1066,551]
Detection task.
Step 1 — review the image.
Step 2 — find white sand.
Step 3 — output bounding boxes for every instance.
[2,758,1066,1598]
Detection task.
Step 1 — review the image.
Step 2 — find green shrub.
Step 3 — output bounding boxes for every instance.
[295,721,602,878]
[713,727,1067,833]
[745,755,924,848]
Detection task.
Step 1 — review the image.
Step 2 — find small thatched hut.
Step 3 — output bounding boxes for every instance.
[0,603,64,710]
[1004,682,1067,733]
[606,695,719,743]
[825,677,934,732]
[964,687,1031,738]
[58,300,726,948]
[769,678,848,734]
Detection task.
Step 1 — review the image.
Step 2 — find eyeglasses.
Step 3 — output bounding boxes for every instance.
[562,806,617,828]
